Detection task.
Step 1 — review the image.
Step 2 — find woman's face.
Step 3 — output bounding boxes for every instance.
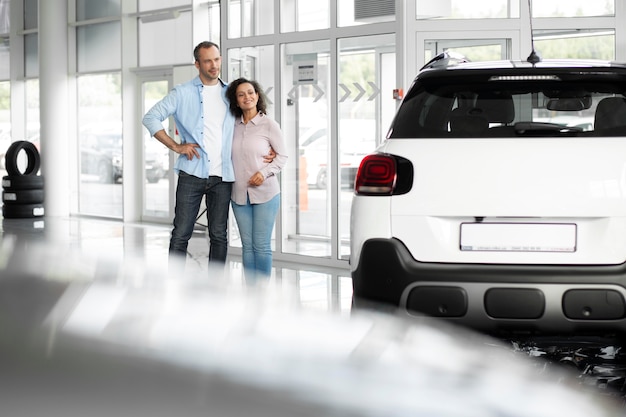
[236,83,258,113]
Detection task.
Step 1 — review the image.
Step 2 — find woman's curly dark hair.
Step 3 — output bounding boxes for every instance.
[226,78,268,118]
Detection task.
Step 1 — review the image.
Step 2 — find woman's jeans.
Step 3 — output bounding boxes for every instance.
[169,171,232,265]
[231,193,280,280]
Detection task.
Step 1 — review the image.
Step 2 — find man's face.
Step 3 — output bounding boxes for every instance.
[195,46,222,85]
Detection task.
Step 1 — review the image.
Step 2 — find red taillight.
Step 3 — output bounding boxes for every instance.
[354,154,397,195]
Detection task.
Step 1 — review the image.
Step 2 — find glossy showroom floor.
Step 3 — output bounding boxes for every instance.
[1,216,622,417]
[0,215,354,314]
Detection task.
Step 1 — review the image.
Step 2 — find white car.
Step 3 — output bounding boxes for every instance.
[350,52,626,337]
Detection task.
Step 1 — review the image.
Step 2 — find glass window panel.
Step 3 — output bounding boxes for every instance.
[228,0,274,39]
[281,40,331,258]
[424,38,509,63]
[228,1,241,38]
[417,0,520,19]
[0,0,9,34]
[0,39,9,79]
[78,73,123,218]
[534,30,615,60]
[0,80,10,178]
[139,11,192,67]
[138,0,190,12]
[209,2,221,45]
[281,0,329,33]
[0,81,8,124]
[227,45,275,91]
[255,0,274,36]
[143,80,170,219]
[531,0,614,18]
[339,0,395,27]
[76,0,120,20]
[24,33,38,78]
[77,22,121,72]
[24,80,39,176]
[26,79,39,141]
[24,0,37,30]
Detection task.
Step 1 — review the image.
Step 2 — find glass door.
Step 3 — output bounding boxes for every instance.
[140,77,173,221]
[281,40,332,258]
[280,34,395,261]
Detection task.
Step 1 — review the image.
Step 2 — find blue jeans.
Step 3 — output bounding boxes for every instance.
[170,171,232,265]
[231,193,280,281]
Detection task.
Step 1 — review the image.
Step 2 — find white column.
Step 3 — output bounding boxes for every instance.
[121,0,140,222]
[38,0,69,217]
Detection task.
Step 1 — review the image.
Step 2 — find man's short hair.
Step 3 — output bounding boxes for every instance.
[194,41,220,62]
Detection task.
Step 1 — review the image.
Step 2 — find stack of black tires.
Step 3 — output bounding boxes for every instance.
[2,141,45,219]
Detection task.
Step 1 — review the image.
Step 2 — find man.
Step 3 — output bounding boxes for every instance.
[143,41,272,269]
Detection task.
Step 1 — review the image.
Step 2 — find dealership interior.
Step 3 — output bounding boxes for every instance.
[2,0,626,414]
[0,0,624,307]
[1,0,625,310]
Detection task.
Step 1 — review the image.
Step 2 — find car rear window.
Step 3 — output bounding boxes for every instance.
[388,79,626,138]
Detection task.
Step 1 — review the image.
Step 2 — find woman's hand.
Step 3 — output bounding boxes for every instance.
[248,171,265,186]
[263,147,276,163]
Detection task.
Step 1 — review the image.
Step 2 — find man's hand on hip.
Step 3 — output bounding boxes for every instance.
[175,143,200,160]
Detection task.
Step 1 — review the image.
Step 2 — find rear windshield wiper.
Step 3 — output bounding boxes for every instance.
[513,122,583,136]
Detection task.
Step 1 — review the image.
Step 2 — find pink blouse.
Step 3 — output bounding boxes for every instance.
[231,112,288,205]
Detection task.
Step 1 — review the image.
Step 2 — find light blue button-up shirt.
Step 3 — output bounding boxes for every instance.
[142,76,235,181]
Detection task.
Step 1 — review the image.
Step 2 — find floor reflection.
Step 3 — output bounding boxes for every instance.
[0,216,352,314]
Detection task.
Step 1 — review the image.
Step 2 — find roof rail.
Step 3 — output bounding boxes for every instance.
[421,51,470,71]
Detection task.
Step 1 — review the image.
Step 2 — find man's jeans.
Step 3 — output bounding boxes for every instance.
[169,171,232,264]
[231,193,280,281]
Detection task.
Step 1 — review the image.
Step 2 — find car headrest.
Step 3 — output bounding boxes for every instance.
[594,97,626,131]
[475,92,515,124]
[449,108,488,135]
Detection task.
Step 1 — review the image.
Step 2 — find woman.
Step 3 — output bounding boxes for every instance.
[226,78,288,281]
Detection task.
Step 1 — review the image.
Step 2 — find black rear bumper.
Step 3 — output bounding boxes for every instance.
[352,238,626,335]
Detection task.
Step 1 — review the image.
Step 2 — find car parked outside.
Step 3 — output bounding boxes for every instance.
[350,52,626,338]
[80,130,123,183]
[144,142,167,184]
[300,120,375,189]
[80,127,167,184]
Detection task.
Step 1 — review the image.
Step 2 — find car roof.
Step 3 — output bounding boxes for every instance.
[414,56,626,86]
[420,52,626,73]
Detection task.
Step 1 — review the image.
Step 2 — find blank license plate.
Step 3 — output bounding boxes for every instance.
[460,223,576,252]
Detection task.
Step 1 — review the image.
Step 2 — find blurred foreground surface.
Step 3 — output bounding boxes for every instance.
[0,235,624,417]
